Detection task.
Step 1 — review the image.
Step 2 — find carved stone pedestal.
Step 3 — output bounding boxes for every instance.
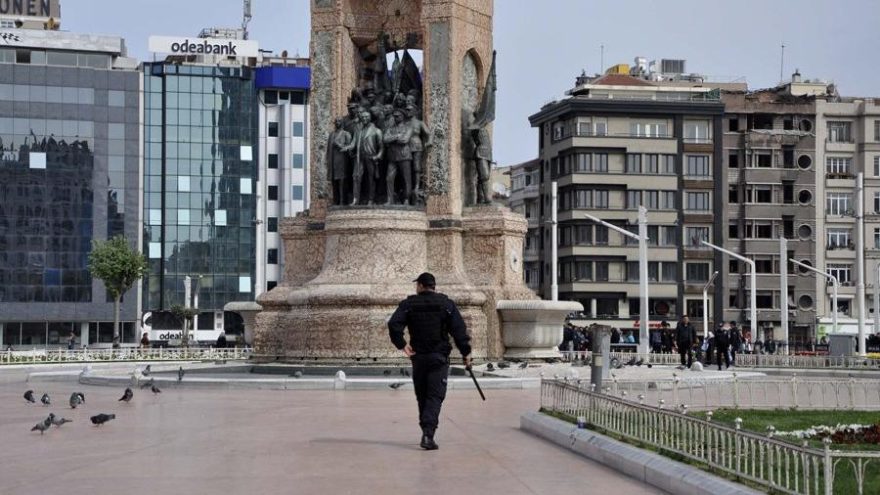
[497,300,584,359]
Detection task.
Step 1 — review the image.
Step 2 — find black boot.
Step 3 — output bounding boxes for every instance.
[420,429,438,450]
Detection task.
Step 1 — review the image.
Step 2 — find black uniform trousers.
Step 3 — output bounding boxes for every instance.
[411,352,449,435]
[716,346,730,370]
[678,343,693,368]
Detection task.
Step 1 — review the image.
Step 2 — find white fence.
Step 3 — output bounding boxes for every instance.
[561,350,880,370]
[0,347,251,365]
[541,378,880,495]
[603,375,880,411]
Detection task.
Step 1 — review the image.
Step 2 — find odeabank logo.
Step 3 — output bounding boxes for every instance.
[170,39,237,56]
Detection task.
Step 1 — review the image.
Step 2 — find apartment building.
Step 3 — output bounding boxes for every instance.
[507,159,541,293]
[528,68,726,335]
[815,96,880,337]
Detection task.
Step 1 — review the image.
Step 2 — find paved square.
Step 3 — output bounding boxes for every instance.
[0,372,661,494]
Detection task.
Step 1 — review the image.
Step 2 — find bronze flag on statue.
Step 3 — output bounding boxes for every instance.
[472,50,497,129]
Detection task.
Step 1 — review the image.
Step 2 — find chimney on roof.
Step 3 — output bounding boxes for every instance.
[791,69,802,83]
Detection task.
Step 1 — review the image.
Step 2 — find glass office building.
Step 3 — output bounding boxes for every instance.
[142,62,258,339]
[0,29,141,347]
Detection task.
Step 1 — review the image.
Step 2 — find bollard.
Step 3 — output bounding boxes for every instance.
[589,324,612,392]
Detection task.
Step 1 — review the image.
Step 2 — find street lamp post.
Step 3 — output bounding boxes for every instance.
[856,172,866,356]
[874,263,880,335]
[700,240,758,341]
[585,206,649,355]
[551,182,558,301]
[702,271,719,339]
[790,259,838,335]
[780,237,789,354]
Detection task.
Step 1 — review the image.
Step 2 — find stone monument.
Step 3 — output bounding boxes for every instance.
[254,0,543,361]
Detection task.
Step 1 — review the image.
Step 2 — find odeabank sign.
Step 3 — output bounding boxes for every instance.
[148,35,258,58]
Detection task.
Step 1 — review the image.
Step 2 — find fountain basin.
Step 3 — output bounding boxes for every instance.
[497,300,583,359]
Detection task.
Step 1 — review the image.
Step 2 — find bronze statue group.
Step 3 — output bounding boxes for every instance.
[326,33,497,207]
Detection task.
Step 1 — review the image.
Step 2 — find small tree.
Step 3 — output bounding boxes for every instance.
[88,236,147,348]
[170,304,200,347]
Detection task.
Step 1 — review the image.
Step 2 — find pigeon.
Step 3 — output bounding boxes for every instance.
[50,414,72,427]
[142,364,151,377]
[151,385,161,394]
[398,368,410,377]
[486,363,495,372]
[140,378,154,390]
[388,382,405,390]
[90,413,115,426]
[383,369,391,376]
[40,393,51,406]
[24,390,35,403]
[292,371,303,378]
[518,362,528,369]
[118,387,133,402]
[647,363,653,369]
[635,358,644,367]
[69,393,82,409]
[625,356,637,366]
[75,392,85,404]
[31,420,51,434]
[497,361,510,369]
[178,366,185,382]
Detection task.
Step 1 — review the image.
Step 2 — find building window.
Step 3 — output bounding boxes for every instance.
[827,121,852,143]
[644,154,659,174]
[826,157,852,177]
[875,228,880,249]
[108,90,125,107]
[644,190,659,209]
[752,185,773,204]
[686,299,705,318]
[746,222,774,239]
[686,226,710,246]
[663,155,676,174]
[215,210,227,226]
[240,178,252,194]
[268,122,279,137]
[827,264,852,284]
[626,190,641,209]
[595,261,609,282]
[685,155,710,176]
[177,209,190,225]
[292,185,304,201]
[268,217,278,232]
[630,122,668,138]
[684,120,710,143]
[826,192,851,216]
[875,120,880,141]
[685,192,710,211]
[594,154,608,172]
[267,248,278,264]
[267,281,278,291]
[292,153,304,169]
[268,185,278,201]
[827,229,852,249]
[238,276,252,293]
[661,191,676,209]
[874,156,880,177]
[292,122,304,137]
[572,153,591,172]
[755,152,772,168]
[268,153,279,169]
[240,145,253,161]
[594,190,609,208]
[264,91,278,104]
[728,152,739,168]
[625,154,641,173]
[729,222,739,239]
[685,263,710,282]
[875,192,880,213]
[29,152,46,169]
[729,186,739,203]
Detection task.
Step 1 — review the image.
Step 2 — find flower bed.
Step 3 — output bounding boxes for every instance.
[778,423,880,445]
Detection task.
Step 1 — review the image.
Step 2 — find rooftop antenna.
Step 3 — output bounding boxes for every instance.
[600,44,605,73]
[242,0,253,40]
[779,42,785,84]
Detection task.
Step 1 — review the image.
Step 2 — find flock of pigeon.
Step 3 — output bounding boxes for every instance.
[26,364,181,435]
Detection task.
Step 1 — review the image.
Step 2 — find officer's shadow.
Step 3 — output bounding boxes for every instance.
[311,437,420,450]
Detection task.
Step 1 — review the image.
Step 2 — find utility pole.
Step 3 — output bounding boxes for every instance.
[585,207,649,355]
[551,182,558,301]
[791,259,838,335]
[779,42,785,84]
[701,240,757,341]
[703,271,719,340]
[780,237,788,354]
[857,172,866,356]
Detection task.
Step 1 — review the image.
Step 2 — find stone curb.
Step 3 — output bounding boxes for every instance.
[520,411,762,495]
[36,372,542,391]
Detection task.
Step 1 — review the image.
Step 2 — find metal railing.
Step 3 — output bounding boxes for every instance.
[541,378,880,495]
[560,350,880,370]
[0,347,252,365]
[606,375,880,411]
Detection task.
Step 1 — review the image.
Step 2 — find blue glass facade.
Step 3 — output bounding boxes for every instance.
[143,63,258,317]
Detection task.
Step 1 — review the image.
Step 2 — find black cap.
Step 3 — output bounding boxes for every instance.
[413,272,436,286]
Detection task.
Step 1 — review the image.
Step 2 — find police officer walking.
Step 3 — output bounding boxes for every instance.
[388,272,472,450]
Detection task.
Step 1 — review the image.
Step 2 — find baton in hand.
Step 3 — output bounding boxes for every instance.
[465,364,486,401]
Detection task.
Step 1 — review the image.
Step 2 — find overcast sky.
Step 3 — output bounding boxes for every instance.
[64,0,880,167]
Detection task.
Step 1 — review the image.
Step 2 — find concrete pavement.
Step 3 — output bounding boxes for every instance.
[0,371,662,495]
